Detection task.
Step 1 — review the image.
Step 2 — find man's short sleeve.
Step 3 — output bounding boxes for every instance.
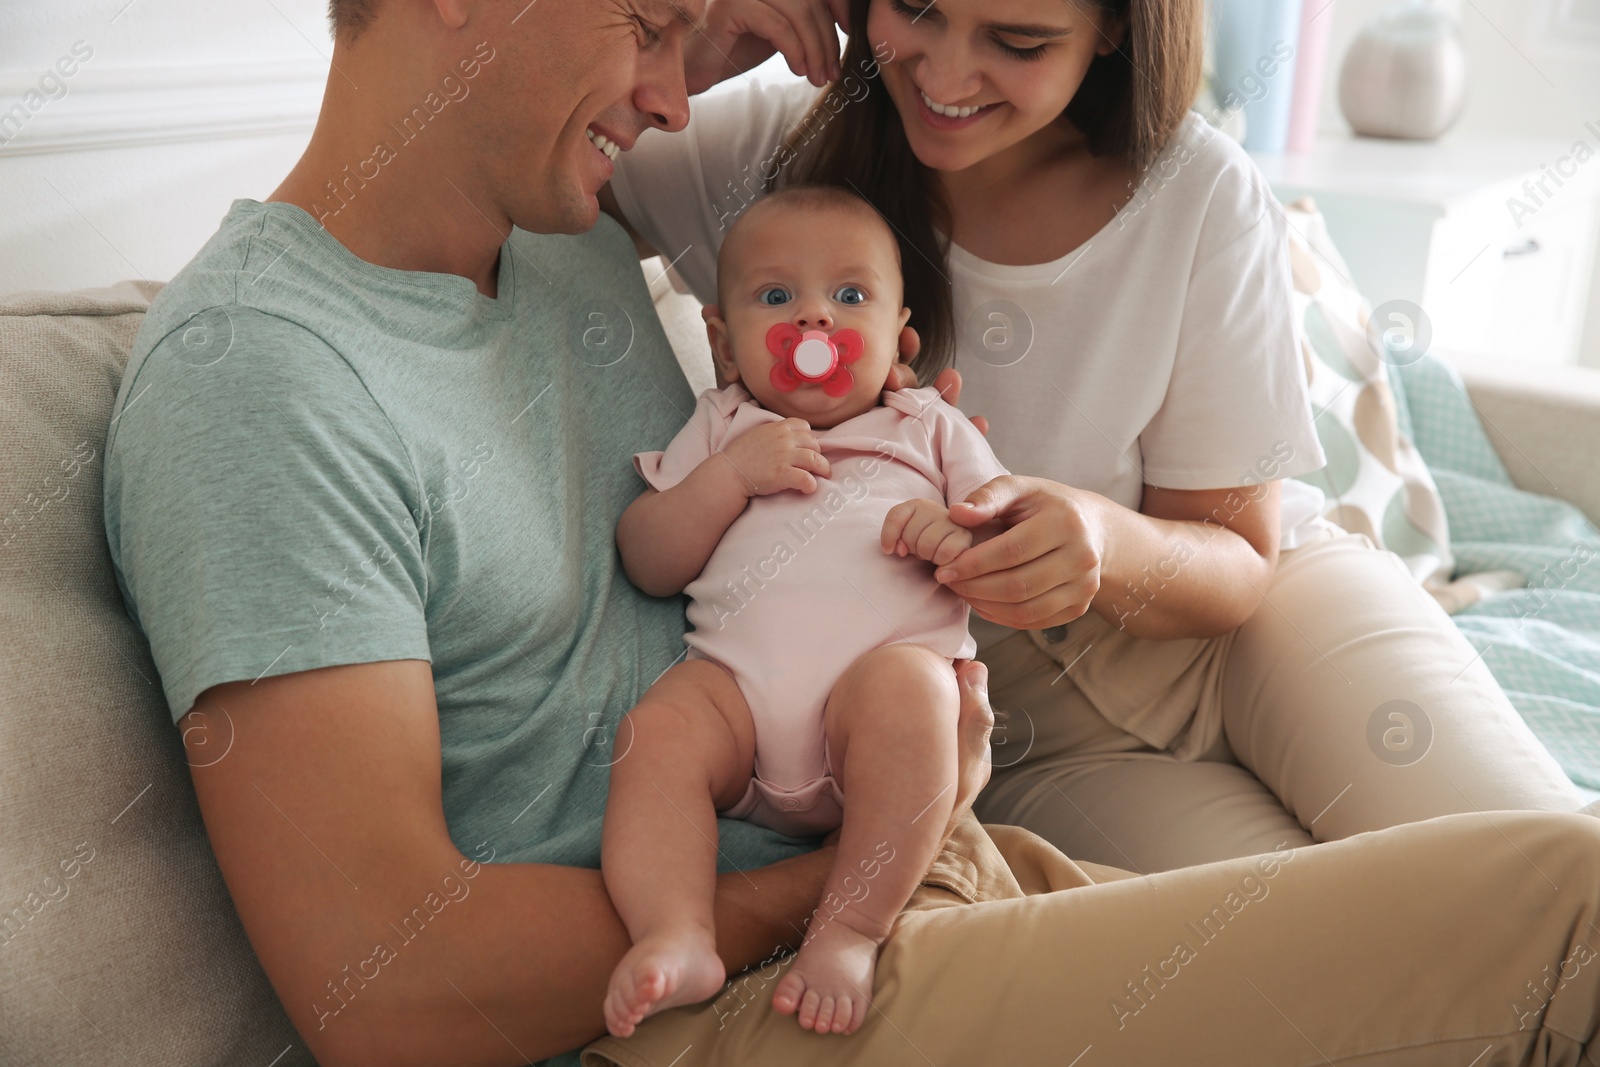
[1137,168,1327,490]
[104,307,431,721]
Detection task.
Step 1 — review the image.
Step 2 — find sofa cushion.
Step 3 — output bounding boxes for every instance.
[0,282,312,1066]
[1448,352,1600,531]
[1282,198,1455,592]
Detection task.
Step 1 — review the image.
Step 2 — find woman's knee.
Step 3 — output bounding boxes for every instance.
[1256,527,1419,613]
[981,757,1313,873]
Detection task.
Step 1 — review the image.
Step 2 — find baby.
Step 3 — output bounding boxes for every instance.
[603,186,1007,1040]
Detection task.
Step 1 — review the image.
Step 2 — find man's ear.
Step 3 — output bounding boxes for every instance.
[433,0,470,29]
[702,305,740,385]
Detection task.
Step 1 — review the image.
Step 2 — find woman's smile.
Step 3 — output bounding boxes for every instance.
[867,0,1112,176]
[911,85,1003,130]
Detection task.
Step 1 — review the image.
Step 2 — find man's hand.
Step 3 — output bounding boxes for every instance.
[718,417,830,496]
[881,498,974,566]
[685,0,850,95]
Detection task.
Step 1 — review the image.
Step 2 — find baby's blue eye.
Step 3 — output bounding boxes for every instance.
[759,288,791,306]
[834,286,866,305]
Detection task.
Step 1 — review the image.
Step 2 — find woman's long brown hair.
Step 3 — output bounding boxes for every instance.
[772,0,1204,378]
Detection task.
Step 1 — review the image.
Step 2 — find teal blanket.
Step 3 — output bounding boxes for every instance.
[1384,354,1600,797]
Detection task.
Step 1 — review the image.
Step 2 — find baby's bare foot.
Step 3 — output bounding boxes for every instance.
[770,918,880,1034]
[604,927,726,1038]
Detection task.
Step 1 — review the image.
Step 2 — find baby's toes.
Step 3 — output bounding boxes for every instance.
[616,966,660,1026]
[842,992,871,1034]
[771,970,806,1015]
[604,990,635,1039]
[811,994,837,1034]
[610,975,638,1016]
[797,986,822,1030]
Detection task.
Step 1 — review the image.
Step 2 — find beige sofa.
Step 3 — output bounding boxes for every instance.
[2,269,1598,1066]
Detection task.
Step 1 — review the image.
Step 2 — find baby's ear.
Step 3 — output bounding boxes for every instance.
[701,305,740,385]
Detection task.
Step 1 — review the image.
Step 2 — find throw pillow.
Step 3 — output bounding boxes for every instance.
[1282,198,1504,612]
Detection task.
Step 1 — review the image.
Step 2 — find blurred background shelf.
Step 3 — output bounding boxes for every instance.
[1253,131,1600,369]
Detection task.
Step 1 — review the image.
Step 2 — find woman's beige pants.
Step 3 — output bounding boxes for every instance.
[585,530,1600,1066]
[973,527,1584,873]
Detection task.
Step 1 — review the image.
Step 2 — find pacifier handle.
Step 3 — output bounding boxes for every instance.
[766,324,864,399]
[792,332,838,380]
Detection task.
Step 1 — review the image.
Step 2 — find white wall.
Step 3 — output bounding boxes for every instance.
[0,2,808,296]
[0,0,328,294]
[1316,0,1600,367]
[4,0,1598,364]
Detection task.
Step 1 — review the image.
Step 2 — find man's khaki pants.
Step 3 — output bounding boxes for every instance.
[585,808,1600,1065]
[584,531,1600,1064]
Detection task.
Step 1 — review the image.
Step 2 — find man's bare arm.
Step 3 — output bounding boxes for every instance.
[183,660,834,1067]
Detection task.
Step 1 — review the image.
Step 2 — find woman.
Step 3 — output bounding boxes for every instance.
[574,3,1600,1062]
[603,0,1584,877]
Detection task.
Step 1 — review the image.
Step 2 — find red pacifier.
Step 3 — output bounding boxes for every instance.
[766,323,864,399]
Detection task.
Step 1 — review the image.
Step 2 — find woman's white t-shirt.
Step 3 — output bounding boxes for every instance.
[610,81,1334,648]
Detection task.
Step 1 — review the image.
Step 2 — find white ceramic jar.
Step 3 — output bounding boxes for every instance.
[1338,0,1468,140]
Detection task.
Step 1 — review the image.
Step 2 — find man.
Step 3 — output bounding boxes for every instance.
[104,0,990,1062]
[103,0,1600,1065]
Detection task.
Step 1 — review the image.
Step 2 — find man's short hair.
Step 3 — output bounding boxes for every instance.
[328,0,379,41]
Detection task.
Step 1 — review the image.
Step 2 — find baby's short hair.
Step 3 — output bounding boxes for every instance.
[715,185,901,308]
[742,184,888,231]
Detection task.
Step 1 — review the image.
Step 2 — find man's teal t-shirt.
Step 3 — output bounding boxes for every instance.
[103,200,812,1059]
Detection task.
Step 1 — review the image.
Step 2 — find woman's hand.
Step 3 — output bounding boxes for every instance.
[881,499,972,565]
[686,0,850,96]
[882,332,990,436]
[938,476,1110,630]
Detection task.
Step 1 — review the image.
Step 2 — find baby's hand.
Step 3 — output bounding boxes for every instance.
[718,418,831,497]
[881,499,973,566]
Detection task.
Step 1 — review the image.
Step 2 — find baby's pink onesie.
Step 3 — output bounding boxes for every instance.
[634,383,1008,836]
